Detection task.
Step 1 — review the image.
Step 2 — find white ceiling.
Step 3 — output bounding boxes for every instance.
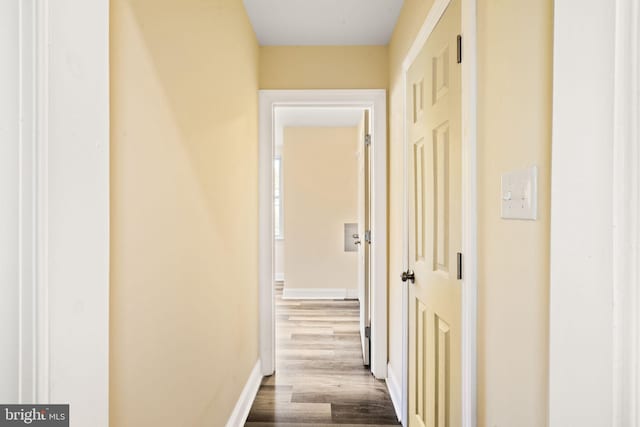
[274,107,365,146]
[243,0,404,46]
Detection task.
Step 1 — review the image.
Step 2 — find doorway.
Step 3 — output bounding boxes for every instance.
[258,90,388,379]
[252,91,390,424]
[272,110,371,369]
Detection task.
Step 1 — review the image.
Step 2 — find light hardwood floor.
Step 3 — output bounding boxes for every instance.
[246,282,400,426]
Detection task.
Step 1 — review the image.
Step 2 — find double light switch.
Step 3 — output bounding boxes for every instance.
[501,166,538,220]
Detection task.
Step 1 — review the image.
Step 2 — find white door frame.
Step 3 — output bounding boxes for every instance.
[612,1,640,424]
[549,0,640,425]
[258,89,388,379]
[16,0,110,424]
[400,0,477,425]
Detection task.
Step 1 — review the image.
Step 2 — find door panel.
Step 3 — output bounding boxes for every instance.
[407,0,461,426]
[357,110,371,366]
[434,123,450,273]
[414,139,426,262]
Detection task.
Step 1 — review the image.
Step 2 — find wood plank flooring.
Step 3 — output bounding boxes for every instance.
[246,283,400,426]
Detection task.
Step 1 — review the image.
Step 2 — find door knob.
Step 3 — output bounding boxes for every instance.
[401,270,415,283]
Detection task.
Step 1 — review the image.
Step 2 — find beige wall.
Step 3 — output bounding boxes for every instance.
[283,127,359,292]
[388,1,553,426]
[260,46,388,89]
[476,2,552,425]
[110,0,259,426]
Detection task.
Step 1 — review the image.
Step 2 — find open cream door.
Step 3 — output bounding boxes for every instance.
[406,0,462,425]
[357,110,371,366]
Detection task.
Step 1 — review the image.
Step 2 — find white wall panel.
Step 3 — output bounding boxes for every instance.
[0,0,20,404]
[549,1,616,425]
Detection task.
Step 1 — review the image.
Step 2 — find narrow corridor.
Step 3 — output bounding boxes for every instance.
[245,282,400,426]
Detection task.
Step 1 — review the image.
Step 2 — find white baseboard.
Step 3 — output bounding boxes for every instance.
[282,287,358,300]
[225,360,262,427]
[274,272,284,281]
[386,363,402,423]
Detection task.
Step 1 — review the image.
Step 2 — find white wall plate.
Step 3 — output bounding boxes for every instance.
[501,166,538,220]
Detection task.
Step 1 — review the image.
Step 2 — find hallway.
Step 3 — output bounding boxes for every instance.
[246,283,399,426]
[3,0,637,425]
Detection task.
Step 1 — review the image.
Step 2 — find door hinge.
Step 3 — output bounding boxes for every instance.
[364,134,371,145]
[456,34,462,64]
[457,252,463,280]
[364,230,371,243]
[364,326,371,338]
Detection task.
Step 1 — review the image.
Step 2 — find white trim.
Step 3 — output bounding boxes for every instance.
[386,363,403,422]
[273,155,284,240]
[17,0,38,404]
[225,360,263,427]
[274,273,285,282]
[400,0,477,425]
[34,0,50,404]
[45,0,110,424]
[16,0,50,404]
[14,0,109,420]
[259,92,275,376]
[282,287,358,300]
[259,89,388,379]
[613,0,640,425]
[547,0,620,427]
[460,1,478,426]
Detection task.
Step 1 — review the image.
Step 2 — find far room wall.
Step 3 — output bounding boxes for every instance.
[279,126,359,294]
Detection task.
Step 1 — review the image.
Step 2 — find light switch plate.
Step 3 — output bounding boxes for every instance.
[501,166,537,220]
